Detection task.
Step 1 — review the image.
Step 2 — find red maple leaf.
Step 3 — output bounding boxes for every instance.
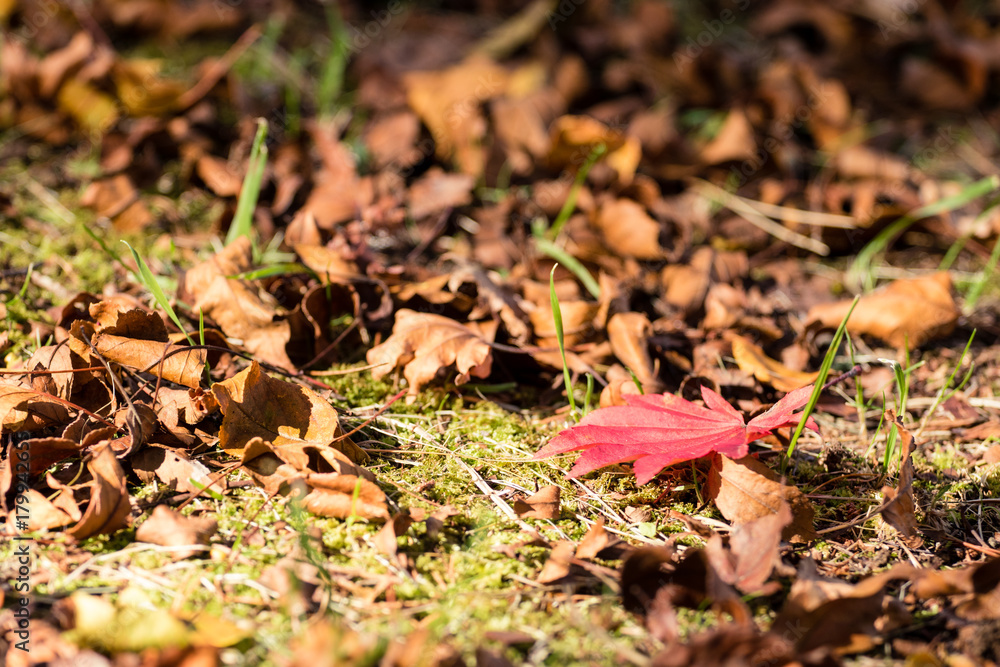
[535,385,819,485]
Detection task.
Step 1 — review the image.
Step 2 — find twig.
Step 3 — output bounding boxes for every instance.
[691,179,831,255]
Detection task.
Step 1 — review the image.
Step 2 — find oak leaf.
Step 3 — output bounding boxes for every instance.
[535,384,817,485]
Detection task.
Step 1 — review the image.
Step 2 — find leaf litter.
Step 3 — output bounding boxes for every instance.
[2,0,1000,665]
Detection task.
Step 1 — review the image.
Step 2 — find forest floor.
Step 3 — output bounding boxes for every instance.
[2,1,1000,666]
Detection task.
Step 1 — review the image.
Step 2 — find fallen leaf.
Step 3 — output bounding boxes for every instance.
[575,518,626,560]
[407,167,476,220]
[730,334,819,392]
[621,546,751,643]
[878,411,921,546]
[211,361,365,463]
[700,110,756,164]
[536,540,575,584]
[590,198,664,260]
[302,472,389,521]
[535,384,818,485]
[80,175,153,233]
[374,510,418,557]
[0,380,72,434]
[132,447,219,495]
[513,485,561,520]
[135,505,217,558]
[806,272,959,349]
[547,115,641,184]
[403,55,508,177]
[606,312,663,392]
[183,237,294,371]
[11,488,77,532]
[91,318,206,390]
[705,501,791,593]
[706,455,816,542]
[366,309,497,396]
[66,444,132,541]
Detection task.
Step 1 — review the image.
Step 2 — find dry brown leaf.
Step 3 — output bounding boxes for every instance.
[366,309,497,396]
[591,198,664,260]
[575,518,626,560]
[834,145,912,182]
[528,298,594,346]
[374,510,418,557]
[407,167,476,220]
[302,472,389,521]
[135,505,217,558]
[403,55,509,177]
[66,444,132,541]
[12,489,76,532]
[492,96,550,174]
[196,154,242,197]
[294,244,359,283]
[706,455,815,542]
[211,361,365,463]
[878,411,921,546]
[91,332,205,389]
[513,485,561,520]
[730,335,819,392]
[183,237,294,370]
[699,110,756,164]
[132,447,219,496]
[363,110,422,170]
[607,312,663,392]
[536,540,576,584]
[11,437,82,477]
[0,380,72,434]
[806,272,959,349]
[112,58,187,116]
[26,343,77,400]
[706,502,791,594]
[547,115,641,184]
[80,175,153,233]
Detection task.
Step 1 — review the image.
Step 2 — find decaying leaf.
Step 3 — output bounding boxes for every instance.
[730,334,819,392]
[513,484,561,520]
[878,411,921,546]
[706,455,816,542]
[536,384,818,485]
[183,237,294,371]
[366,309,498,396]
[211,362,365,463]
[66,444,132,541]
[806,272,959,349]
[547,115,641,184]
[301,472,389,521]
[591,198,664,260]
[135,505,217,558]
[0,381,73,434]
[705,501,791,593]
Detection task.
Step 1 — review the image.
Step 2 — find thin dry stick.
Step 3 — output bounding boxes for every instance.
[732,195,857,228]
[692,179,831,255]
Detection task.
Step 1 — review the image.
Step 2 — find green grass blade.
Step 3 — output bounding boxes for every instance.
[849,175,999,290]
[546,143,606,240]
[784,295,860,469]
[965,235,1000,313]
[536,238,601,299]
[550,265,577,417]
[226,118,269,247]
[122,241,195,346]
